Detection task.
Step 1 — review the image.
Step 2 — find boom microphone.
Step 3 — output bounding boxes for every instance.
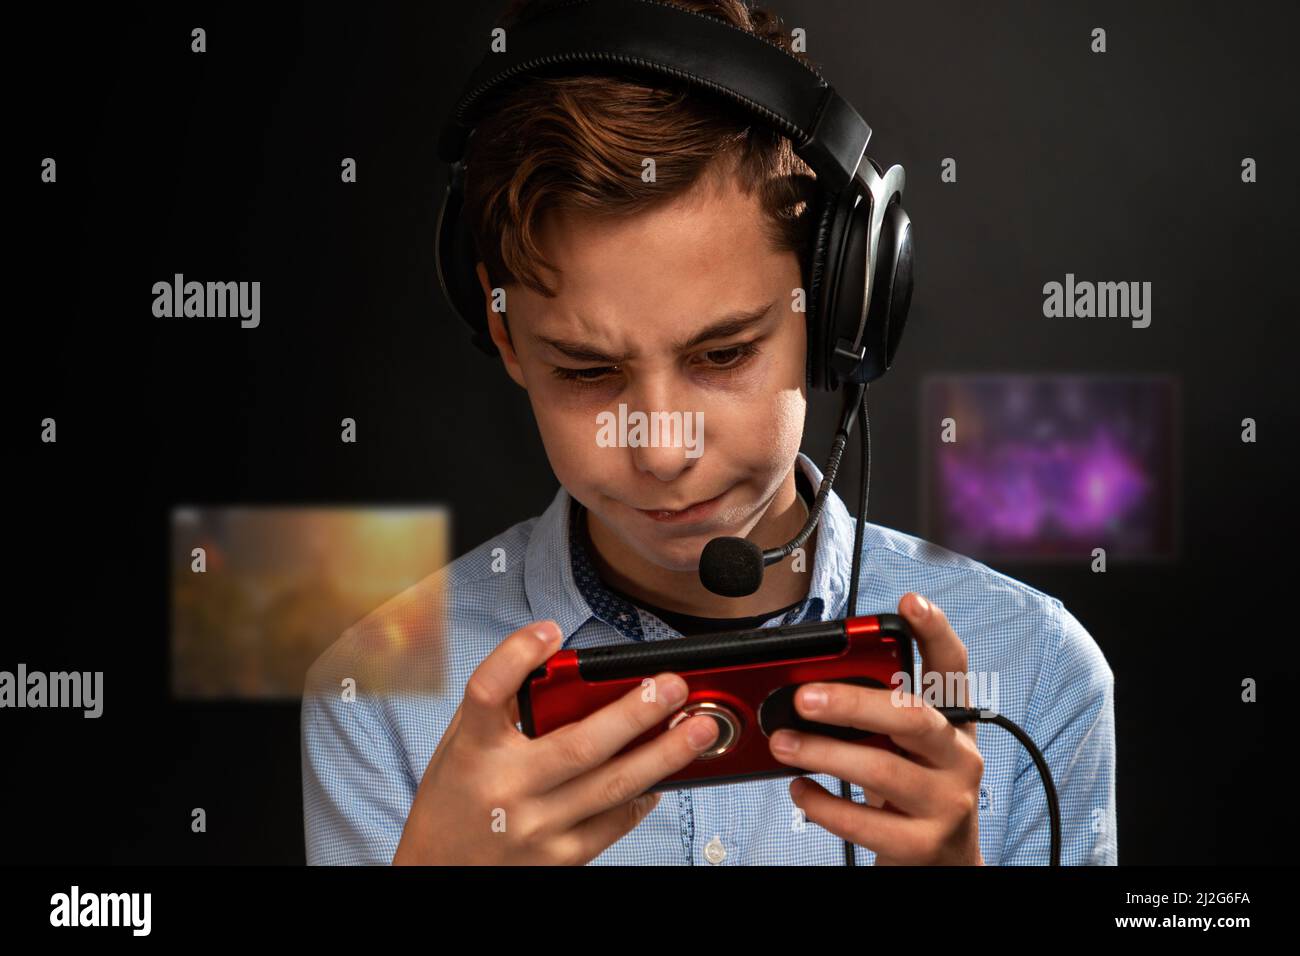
[698,383,866,597]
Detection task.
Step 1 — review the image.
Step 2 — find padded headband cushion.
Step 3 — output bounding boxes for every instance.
[438,0,870,192]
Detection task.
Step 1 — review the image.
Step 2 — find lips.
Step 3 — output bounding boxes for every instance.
[634,488,728,523]
[642,498,713,513]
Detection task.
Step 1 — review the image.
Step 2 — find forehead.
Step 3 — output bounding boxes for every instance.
[521,170,795,346]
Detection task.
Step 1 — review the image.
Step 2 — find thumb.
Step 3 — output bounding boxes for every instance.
[459,619,563,741]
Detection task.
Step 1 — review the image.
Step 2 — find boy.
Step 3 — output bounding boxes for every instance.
[301,0,1116,865]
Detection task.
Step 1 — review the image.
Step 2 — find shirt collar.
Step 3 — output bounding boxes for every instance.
[524,451,857,646]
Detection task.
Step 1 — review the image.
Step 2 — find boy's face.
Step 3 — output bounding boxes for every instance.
[477,165,807,576]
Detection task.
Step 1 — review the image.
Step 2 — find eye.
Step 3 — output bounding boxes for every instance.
[699,342,762,370]
[549,341,763,390]
[551,364,621,388]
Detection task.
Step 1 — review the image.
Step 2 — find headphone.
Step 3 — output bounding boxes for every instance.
[434,0,914,396]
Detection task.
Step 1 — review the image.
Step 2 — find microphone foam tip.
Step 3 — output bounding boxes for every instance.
[698,536,764,598]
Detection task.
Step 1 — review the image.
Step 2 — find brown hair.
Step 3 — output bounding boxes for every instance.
[461,0,819,332]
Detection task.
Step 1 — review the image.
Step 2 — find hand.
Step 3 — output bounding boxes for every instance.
[768,593,985,865]
[392,619,719,865]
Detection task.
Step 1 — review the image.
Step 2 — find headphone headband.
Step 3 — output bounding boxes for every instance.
[437,0,870,192]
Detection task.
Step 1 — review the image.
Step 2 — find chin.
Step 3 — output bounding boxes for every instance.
[656,536,714,571]
[600,514,709,573]
[589,489,757,557]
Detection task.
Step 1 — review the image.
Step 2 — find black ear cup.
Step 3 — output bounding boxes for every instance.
[823,181,873,392]
[883,203,913,371]
[814,167,913,390]
[436,162,497,357]
[853,197,913,385]
[806,179,869,394]
[802,184,840,395]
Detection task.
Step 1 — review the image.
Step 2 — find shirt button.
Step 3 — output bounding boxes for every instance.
[703,835,726,865]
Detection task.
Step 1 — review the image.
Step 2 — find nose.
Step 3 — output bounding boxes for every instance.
[632,432,693,483]
[625,380,702,483]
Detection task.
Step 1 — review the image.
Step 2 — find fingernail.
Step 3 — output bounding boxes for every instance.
[661,677,687,709]
[800,687,827,711]
[686,717,718,750]
[911,595,931,618]
[533,623,559,643]
[771,730,801,754]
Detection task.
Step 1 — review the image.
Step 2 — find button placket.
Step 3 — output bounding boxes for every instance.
[699,765,746,866]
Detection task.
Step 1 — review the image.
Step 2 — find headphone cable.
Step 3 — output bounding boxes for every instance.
[836,386,1062,867]
[840,383,870,865]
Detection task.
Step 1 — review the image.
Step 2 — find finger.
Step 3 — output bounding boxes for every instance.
[537,712,720,826]
[460,620,564,741]
[549,792,662,866]
[790,776,928,862]
[899,593,981,745]
[900,593,972,702]
[792,682,970,769]
[768,731,941,816]
[528,671,700,792]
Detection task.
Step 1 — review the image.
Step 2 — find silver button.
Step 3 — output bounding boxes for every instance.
[703,835,726,864]
[667,702,740,759]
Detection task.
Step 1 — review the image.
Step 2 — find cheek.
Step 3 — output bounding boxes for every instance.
[710,328,807,460]
[717,387,804,478]
[527,392,609,487]
[769,315,808,453]
[768,388,806,455]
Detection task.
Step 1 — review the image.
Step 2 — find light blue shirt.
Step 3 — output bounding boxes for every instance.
[301,452,1117,865]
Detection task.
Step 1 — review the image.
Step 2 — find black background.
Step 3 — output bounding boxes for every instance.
[10,0,1299,864]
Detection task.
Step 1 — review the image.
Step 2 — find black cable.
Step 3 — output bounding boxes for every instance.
[844,384,870,647]
[841,383,870,866]
[938,708,1062,867]
[834,388,1062,867]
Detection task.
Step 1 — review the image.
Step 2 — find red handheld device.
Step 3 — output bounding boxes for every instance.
[517,613,915,791]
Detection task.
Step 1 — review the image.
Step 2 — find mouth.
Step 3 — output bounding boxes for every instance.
[634,488,729,525]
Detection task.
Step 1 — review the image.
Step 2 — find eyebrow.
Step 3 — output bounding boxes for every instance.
[536,300,778,364]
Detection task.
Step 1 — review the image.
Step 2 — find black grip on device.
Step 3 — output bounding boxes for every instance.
[576,619,845,681]
[571,613,911,681]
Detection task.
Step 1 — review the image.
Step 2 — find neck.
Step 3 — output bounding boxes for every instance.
[583,465,814,618]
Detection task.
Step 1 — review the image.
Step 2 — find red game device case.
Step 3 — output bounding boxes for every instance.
[517,613,915,791]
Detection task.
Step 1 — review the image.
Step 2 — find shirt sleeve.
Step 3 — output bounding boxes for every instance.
[999,599,1117,865]
[301,632,416,865]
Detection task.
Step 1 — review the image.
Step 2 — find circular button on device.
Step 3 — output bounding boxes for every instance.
[668,701,740,759]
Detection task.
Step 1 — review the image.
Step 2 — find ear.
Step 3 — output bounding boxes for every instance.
[476,262,527,390]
